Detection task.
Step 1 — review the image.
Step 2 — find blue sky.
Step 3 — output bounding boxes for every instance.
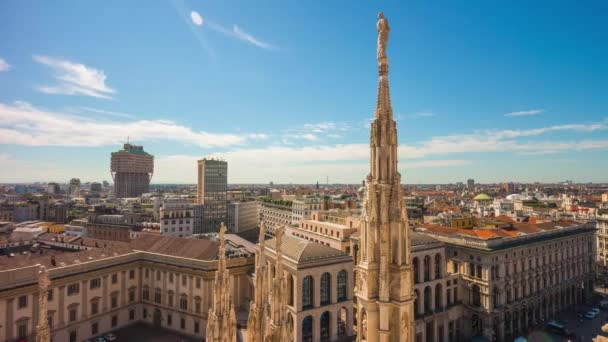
[1,0,607,184]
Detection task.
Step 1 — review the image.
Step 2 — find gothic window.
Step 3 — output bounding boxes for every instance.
[337,270,347,302]
[320,311,330,341]
[320,273,331,305]
[302,276,313,310]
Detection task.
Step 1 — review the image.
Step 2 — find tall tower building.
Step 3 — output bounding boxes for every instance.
[110,143,154,198]
[467,178,475,192]
[355,13,415,342]
[196,158,227,233]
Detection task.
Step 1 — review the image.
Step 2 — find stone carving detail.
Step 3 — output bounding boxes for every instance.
[355,13,414,342]
[36,265,51,342]
[206,223,237,342]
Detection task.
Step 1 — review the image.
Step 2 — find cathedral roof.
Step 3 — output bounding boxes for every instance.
[265,235,347,263]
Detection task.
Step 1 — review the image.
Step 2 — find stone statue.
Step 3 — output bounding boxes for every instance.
[377,12,390,60]
[401,312,409,339]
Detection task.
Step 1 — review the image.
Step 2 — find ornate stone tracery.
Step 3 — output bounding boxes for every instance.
[355,12,415,342]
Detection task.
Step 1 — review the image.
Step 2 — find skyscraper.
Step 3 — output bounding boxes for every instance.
[110,143,154,198]
[355,13,415,342]
[467,178,475,191]
[196,158,227,233]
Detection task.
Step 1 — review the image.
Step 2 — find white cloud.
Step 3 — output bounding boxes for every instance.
[505,109,544,117]
[232,25,274,49]
[285,121,350,142]
[402,112,435,119]
[190,11,203,26]
[33,55,115,99]
[0,101,266,148]
[0,57,11,72]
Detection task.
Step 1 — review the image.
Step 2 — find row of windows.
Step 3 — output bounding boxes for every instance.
[142,287,202,312]
[300,222,342,239]
[412,254,443,283]
[302,271,348,310]
[162,219,191,225]
[144,269,202,288]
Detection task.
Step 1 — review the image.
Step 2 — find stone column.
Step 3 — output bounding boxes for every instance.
[5,298,14,339]
[188,275,193,313]
[312,313,320,341]
[121,270,127,306]
[313,274,321,309]
[102,275,109,312]
[58,286,65,326]
[294,314,302,342]
[330,308,338,341]
[81,280,88,319]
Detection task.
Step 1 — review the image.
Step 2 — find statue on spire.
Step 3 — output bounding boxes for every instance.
[377,12,390,61]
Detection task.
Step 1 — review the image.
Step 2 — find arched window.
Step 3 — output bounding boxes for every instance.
[476,265,483,279]
[414,289,420,316]
[493,287,500,308]
[142,286,149,301]
[302,315,313,342]
[180,294,188,310]
[435,283,442,310]
[320,273,331,305]
[424,255,431,282]
[435,254,442,278]
[320,311,330,341]
[424,286,432,313]
[168,290,174,307]
[302,276,313,310]
[337,270,347,302]
[413,257,420,283]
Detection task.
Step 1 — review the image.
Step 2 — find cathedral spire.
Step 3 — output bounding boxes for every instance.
[206,223,237,342]
[355,13,414,342]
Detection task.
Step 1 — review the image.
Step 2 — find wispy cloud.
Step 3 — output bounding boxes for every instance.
[284,121,350,142]
[402,112,436,119]
[0,101,266,148]
[0,57,11,72]
[66,106,136,119]
[505,109,544,117]
[188,10,275,50]
[33,55,115,99]
[232,25,274,49]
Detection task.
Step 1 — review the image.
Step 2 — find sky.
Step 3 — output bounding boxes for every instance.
[0,1,607,184]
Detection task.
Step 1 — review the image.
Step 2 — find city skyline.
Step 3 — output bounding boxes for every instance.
[1,1,608,184]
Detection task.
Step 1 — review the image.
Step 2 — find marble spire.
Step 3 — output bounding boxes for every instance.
[206,223,237,342]
[36,265,51,342]
[247,222,268,342]
[355,12,415,342]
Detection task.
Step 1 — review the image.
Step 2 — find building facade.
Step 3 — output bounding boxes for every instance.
[160,197,194,238]
[110,144,154,198]
[259,201,292,236]
[292,197,323,225]
[597,214,608,274]
[419,219,596,341]
[196,159,227,234]
[0,234,254,342]
[227,201,259,233]
[287,210,359,253]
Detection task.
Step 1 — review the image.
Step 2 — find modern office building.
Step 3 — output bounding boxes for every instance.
[227,201,259,233]
[467,179,475,192]
[196,159,227,233]
[110,144,154,198]
[68,178,81,197]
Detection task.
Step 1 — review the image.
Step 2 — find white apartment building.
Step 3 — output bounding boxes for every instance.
[160,198,194,238]
[292,197,323,225]
[227,201,259,233]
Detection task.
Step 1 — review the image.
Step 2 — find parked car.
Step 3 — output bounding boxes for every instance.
[104,333,117,341]
[584,311,598,319]
[94,337,106,342]
[590,308,600,315]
